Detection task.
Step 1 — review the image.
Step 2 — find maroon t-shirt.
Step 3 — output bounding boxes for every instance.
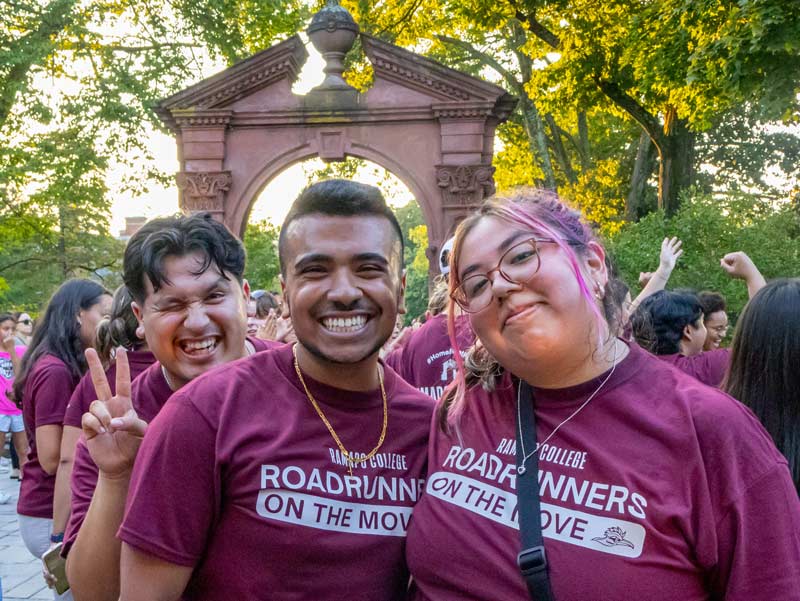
[17,354,80,518]
[119,343,433,600]
[63,338,278,556]
[406,343,800,600]
[386,314,474,400]
[63,351,157,429]
[658,348,730,387]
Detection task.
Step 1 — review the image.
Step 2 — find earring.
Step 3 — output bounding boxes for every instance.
[594,282,604,300]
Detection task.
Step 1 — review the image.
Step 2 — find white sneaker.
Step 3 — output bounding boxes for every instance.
[0,492,12,504]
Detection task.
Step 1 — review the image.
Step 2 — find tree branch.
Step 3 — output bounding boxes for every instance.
[512,6,561,49]
[592,77,663,147]
[436,35,523,95]
[0,256,50,274]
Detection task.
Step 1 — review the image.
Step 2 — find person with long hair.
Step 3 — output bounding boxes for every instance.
[723,279,800,494]
[14,279,111,600]
[405,189,800,600]
[50,286,156,563]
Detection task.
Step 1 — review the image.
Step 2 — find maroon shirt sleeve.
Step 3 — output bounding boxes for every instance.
[119,397,218,566]
[62,438,99,557]
[690,392,800,598]
[63,372,95,429]
[31,359,76,427]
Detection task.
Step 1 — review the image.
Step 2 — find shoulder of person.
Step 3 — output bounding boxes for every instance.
[168,348,286,411]
[655,360,787,479]
[383,365,436,416]
[31,354,73,382]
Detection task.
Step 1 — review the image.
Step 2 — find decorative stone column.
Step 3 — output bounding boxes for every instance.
[175,171,233,218]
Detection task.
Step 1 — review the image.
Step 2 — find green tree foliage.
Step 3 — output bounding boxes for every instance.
[243,220,281,292]
[343,0,800,218]
[608,191,800,324]
[394,202,429,322]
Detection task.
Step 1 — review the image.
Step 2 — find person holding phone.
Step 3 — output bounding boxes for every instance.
[14,280,112,600]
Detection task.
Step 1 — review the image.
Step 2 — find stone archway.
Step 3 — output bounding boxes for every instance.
[156,2,516,279]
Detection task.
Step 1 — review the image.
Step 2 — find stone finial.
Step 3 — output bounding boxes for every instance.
[307,0,359,90]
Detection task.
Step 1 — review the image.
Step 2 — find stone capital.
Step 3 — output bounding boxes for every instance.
[175,171,233,214]
[436,164,496,208]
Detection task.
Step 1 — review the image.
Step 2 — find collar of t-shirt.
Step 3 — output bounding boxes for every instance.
[528,340,646,410]
[273,343,397,412]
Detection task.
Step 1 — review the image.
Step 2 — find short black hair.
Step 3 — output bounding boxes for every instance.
[278,179,404,274]
[124,213,245,304]
[0,313,14,326]
[631,289,704,355]
[698,291,726,318]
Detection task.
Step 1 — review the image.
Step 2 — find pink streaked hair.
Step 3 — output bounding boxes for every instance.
[440,189,609,430]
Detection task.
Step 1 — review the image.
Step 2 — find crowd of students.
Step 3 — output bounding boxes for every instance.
[1,181,798,600]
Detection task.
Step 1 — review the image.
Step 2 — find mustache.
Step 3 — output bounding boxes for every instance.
[320,300,374,313]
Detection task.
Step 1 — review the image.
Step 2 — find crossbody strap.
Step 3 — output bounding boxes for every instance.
[515,380,556,601]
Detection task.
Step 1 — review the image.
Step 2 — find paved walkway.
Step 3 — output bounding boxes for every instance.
[0,461,51,601]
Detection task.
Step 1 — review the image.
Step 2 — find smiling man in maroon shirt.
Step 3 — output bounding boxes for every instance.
[117,180,433,601]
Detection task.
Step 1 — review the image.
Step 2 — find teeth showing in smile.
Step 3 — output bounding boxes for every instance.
[322,316,367,333]
[182,338,217,352]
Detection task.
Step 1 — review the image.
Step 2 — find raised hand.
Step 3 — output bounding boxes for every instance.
[720,251,758,280]
[720,251,766,298]
[658,236,683,273]
[81,348,148,479]
[1,334,15,354]
[256,311,278,341]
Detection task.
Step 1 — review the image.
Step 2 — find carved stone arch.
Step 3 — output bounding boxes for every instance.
[230,143,440,245]
[159,3,516,283]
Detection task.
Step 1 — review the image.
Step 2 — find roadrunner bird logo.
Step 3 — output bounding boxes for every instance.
[592,526,635,549]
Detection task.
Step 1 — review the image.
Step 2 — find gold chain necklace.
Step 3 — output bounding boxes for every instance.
[292,344,388,476]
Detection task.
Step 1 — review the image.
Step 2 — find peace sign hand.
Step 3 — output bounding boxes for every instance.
[81,348,148,479]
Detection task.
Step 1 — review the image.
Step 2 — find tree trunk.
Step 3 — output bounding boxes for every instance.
[577,111,590,171]
[625,131,656,220]
[58,204,69,280]
[655,119,695,216]
[518,97,557,190]
[545,113,577,184]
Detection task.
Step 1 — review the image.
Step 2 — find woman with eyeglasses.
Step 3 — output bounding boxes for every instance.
[405,189,800,600]
[13,312,34,346]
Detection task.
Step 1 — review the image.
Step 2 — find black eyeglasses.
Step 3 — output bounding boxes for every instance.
[451,238,559,313]
[18,319,31,325]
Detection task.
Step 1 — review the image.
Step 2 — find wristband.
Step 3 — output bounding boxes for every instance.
[49,532,64,543]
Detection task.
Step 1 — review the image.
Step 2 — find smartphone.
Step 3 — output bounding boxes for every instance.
[42,542,70,595]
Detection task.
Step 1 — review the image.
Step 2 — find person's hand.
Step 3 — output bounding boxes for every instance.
[40,543,59,588]
[256,311,278,341]
[81,348,147,479]
[658,237,683,272]
[1,335,15,354]
[275,316,296,344]
[720,251,758,280]
[721,251,766,297]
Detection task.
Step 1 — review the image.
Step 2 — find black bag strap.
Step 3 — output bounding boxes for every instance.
[515,380,556,601]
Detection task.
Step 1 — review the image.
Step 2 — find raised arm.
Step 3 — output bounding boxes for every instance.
[720,251,766,299]
[66,349,147,601]
[629,237,684,314]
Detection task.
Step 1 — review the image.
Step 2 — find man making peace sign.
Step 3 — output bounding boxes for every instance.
[64,214,277,600]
